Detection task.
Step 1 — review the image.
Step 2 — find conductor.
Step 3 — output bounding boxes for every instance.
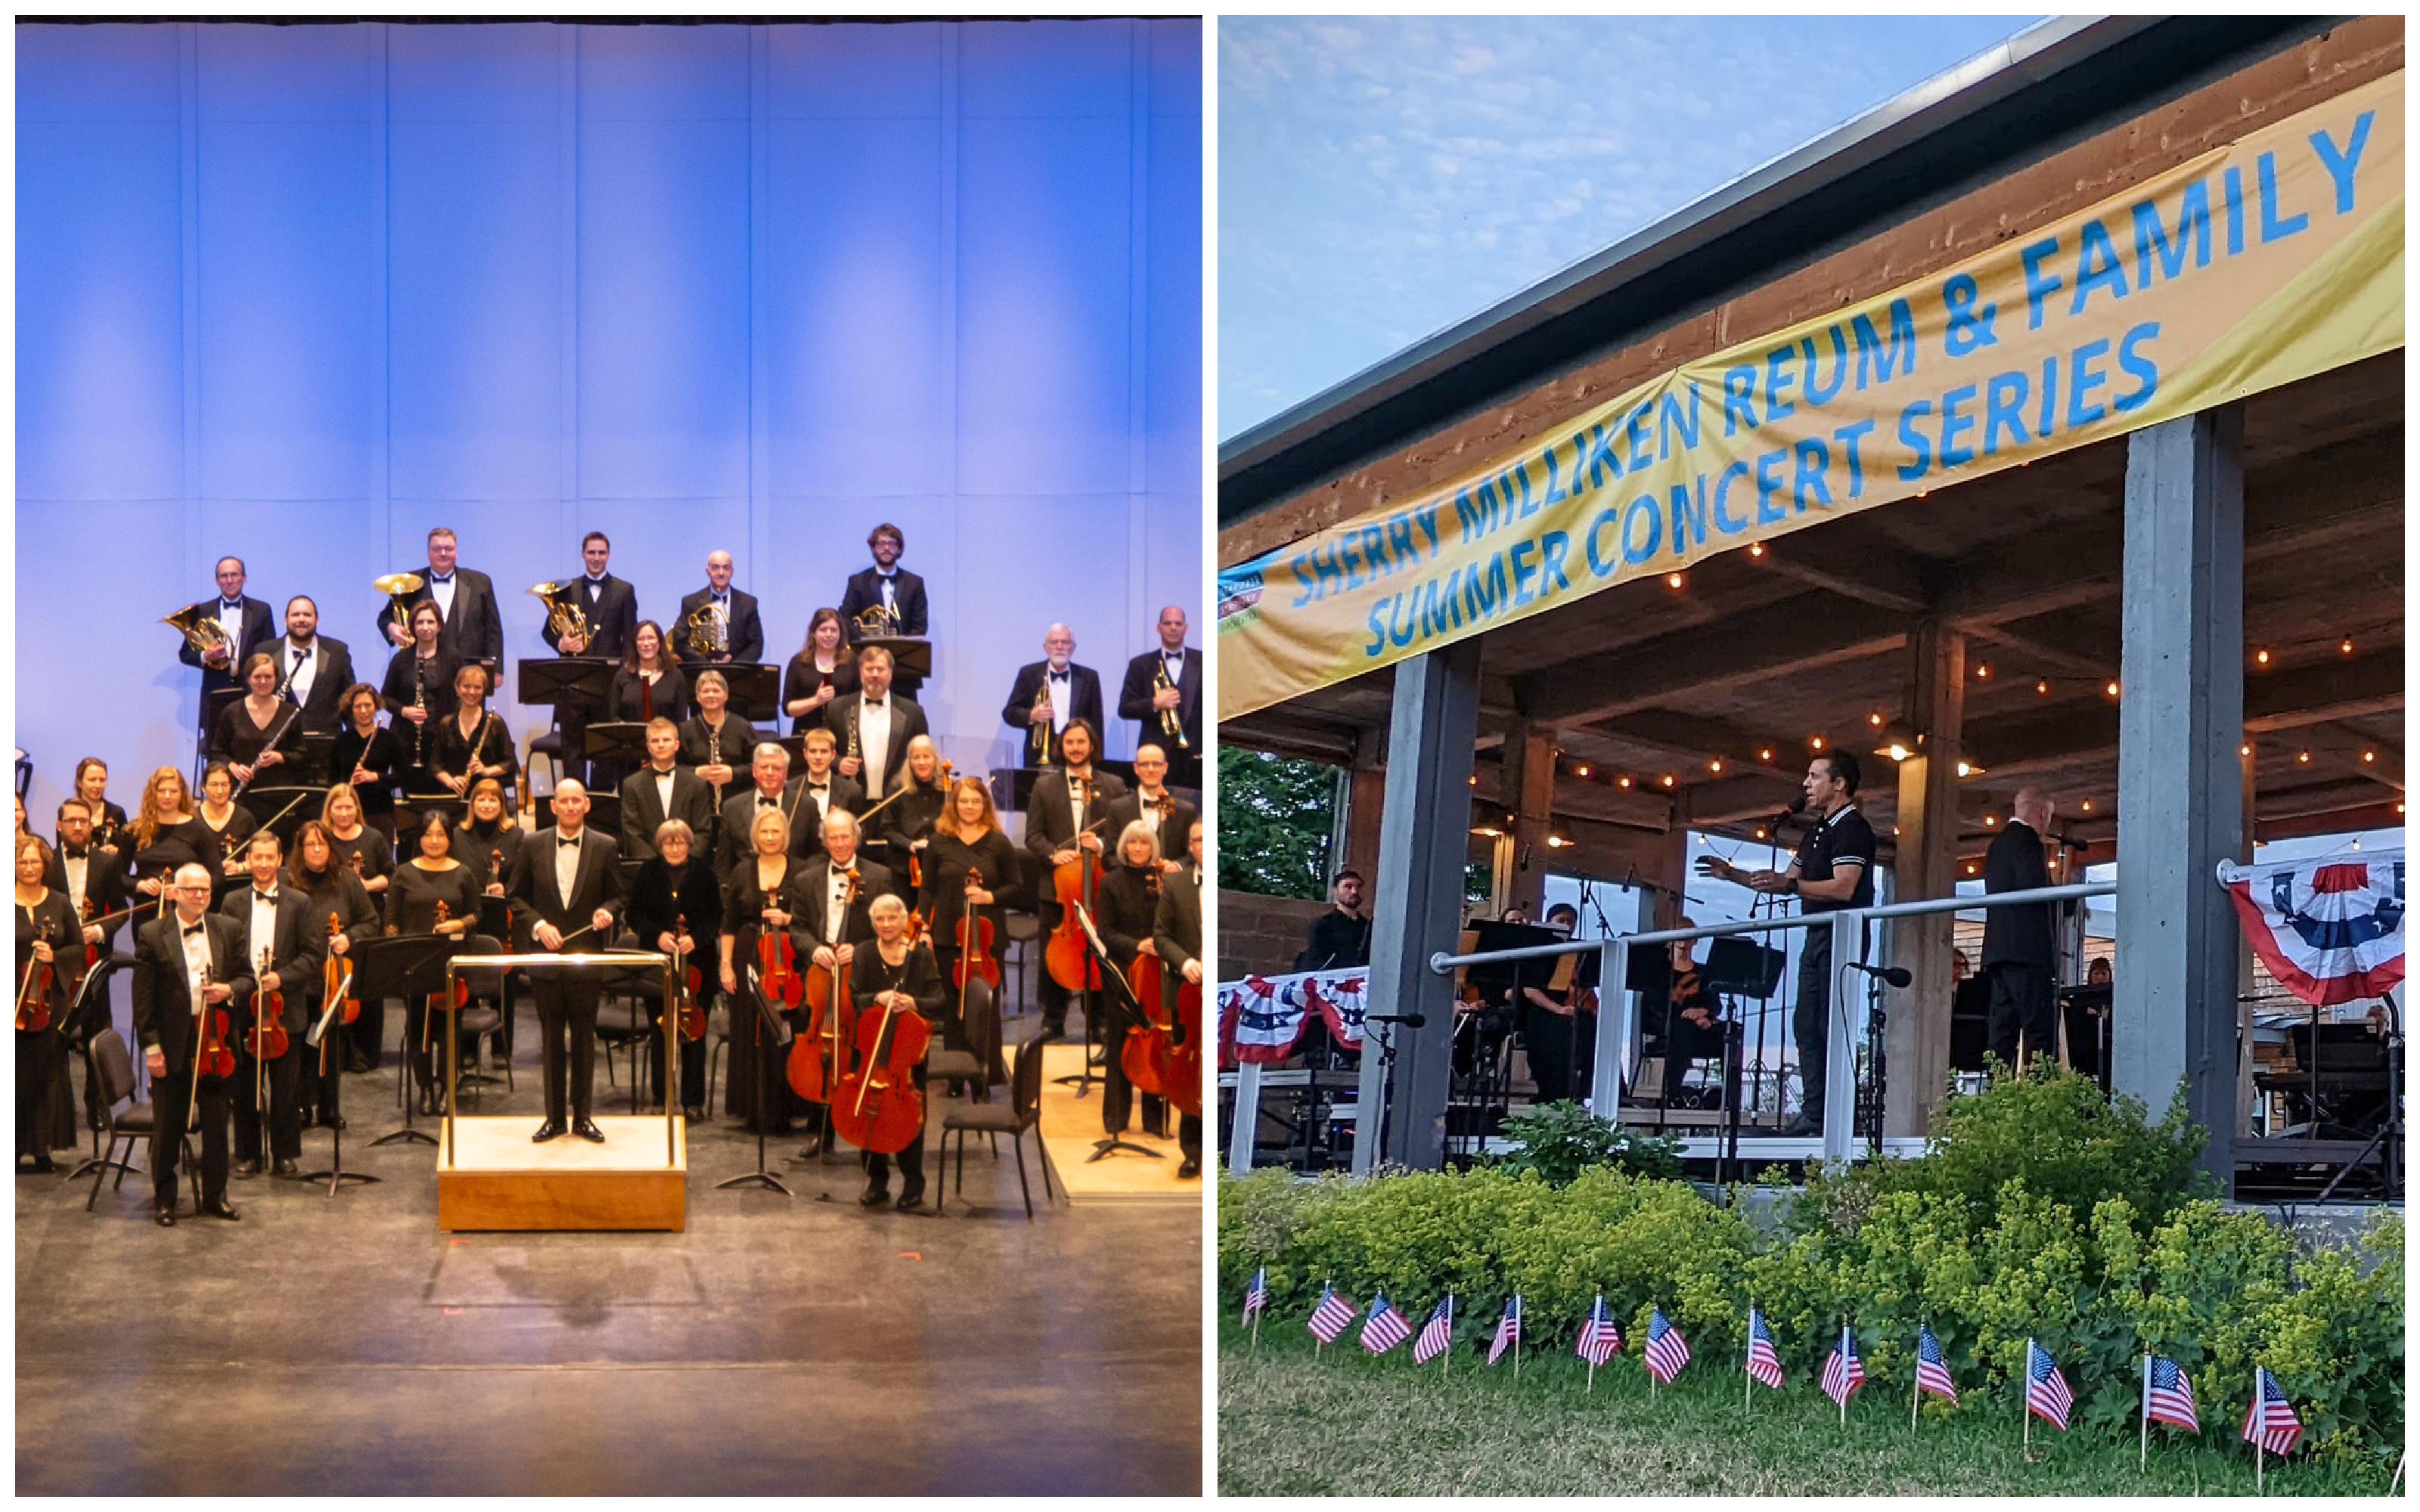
[507,779,624,1144]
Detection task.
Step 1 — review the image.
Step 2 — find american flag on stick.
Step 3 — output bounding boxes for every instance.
[2144,1356,2198,1432]
[1745,1307,1784,1391]
[1359,1294,1412,1355]
[1820,1321,1865,1418]
[2242,1366,2301,1458]
[1307,1282,1355,1346]
[1242,1267,1267,1324]
[1577,1294,1622,1368]
[1915,1325,1958,1406]
[2024,1340,2073,1433]
[1644,1308,1691,1386]
[1488,1294,1522,1368]
[1413,1296,1454,1366]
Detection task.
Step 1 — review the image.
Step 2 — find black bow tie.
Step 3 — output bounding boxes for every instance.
[182,923,205,937]
[864,697,886,710]
[62,846,87,860]
[758,795,778,808]
[429,573,452,584]
[220,600,242,612]
[557,835,582,850]
[253,890,277,903]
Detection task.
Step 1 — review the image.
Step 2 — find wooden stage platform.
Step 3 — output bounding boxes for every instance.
[1033,1043,1198,1206]
[436,1115,687,1232]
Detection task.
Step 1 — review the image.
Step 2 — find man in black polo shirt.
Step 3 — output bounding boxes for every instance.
[1697,749,1876,1136]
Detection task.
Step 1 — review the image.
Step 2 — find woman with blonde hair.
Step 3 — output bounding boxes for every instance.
[715,806,803,1133]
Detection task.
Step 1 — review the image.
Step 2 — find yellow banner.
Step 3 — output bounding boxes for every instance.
[1218,72,2404,719]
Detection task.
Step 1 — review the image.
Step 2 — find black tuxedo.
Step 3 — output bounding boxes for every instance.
[1025,764,1129,1035]
[675,585,765,666]
[1103,790,1198,862]
[619,764,717,864]
[507,827,626,1126]
[217,885,321,1163]
[539,572,640,664]
[1981,817,2057,1068]
[376,566,504,665]
[790,855,893,957]
[793,771,864,820]
[264,636,356,737]
[715,782,824,883]
[46,844,130,970]
[1119,645,1202,777]
[132,912,256,1207]
[839,565,929,638]
[1001,660,1105,768]
[824,692,928,802]
[178,596,278,730]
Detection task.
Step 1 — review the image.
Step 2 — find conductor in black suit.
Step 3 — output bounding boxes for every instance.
[619,718,718,864]
[1982,784,2059,1072]
[838,522,929,701]
[507,780,625,1143]
[177,556,278,735]
[1118,605,1202,785]
[133,863,256,1224]
[676,550,765,666]
[540,531,641,789]
[1001,623,1104,768]
[272,596,356,737]
[827,646,929,804]
[375,526,504,665]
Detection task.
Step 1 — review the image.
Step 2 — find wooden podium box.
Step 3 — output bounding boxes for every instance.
[436,1115,687,1232]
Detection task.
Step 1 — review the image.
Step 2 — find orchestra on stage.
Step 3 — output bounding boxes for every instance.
[20,524,1208,1224]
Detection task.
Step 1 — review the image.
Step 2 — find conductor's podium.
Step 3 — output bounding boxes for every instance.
[437,1116,687,1232]
[430,950,687,1232]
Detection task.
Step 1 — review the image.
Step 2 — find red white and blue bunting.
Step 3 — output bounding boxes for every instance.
[2217,850,2403,1006]
[1217,969,1368,1067]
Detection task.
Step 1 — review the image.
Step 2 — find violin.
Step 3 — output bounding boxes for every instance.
[671,912,706,1041]
[825,946,929,1156]
[756,886,803,1010]
[1044,777,1109,993]
[16,915,54,1033]
[321,909,359,1024]
[191,957,237,1083]
[420,900,469,1055]
[248,946,289,1061]
[952,867,1000,993]
[78,894,101,971]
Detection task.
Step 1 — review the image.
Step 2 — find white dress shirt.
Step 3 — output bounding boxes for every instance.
[428,572,457,622]
[285,640,318,707]
[216,598,246,652]
[876,572,898,615]
[825,866,852,944]
[554,830,582,907]
[652,767,678,822]
[63,852,89,912]
[1136,792,1165,839]
[178,916,212,1010]
[857,697,894,798]
[1046,666,1073,733]
[582,571,607,605]
[248,887,281,976]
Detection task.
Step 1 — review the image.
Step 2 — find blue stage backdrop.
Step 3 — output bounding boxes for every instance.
[17,19,1203,826]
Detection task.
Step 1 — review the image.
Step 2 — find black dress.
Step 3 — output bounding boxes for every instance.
[719,857,802,1131]
[16,891,82,1159]
[194,804,260,904]
[846,938,943,1193]
[432,708,518,797]
[126,815,219,905]
[381,646,459,800]
[452,819,526,948]
[626,854,721,1111]
[290,865,380,1105]
[332,724,405,819]
[874,784,948,885]
[917,828,1019,971]
[326,826,395,925]
[1096,860,1169,1135]
[678,713,759,775]
[387,860,483,1097]
[610,665,691,725]
[209,697,302,770]
[781,654,859,735]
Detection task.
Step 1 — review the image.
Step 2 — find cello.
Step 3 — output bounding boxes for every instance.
[1044,776,1110,993]
[789,872,858,1104]
[826,932,930,1157]
[1120,870,1174,1098]
[669,913,706,1042]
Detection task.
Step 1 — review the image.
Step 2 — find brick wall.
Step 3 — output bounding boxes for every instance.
[1216,891,1330,979]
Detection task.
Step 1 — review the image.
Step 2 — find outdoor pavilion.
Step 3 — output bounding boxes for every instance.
[1216,16,2404,1188]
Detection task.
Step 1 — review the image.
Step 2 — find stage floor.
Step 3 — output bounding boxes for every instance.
[17,1005,1201,1496]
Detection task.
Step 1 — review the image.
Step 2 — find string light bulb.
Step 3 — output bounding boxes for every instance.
[2104,680,2120,698]
[1984,814,1997,826]
[2254,649,2271,666]
[2361,750,2375,764]
[2080,798,2093,812]
[1810,735,1826,751]
[2240,743,2252,758]
[2341,637,2355,656]
[1575,764,1590,778]
[1616,775,1632,789]
[2035,680,2051,696]
[1869,711,1885,727]
[1954,760,1973,778]
[2297,749,2312,764]
[1748,542,1766,558]
[1660,773,1677,789]
[1974,662,1990,679]
[1665,572,1686,590]
[1758,748,1774,762]
[1708,758,1723,774]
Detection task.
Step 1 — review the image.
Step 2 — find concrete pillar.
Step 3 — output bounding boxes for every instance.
[2114,407,2245,1186]
[1355,639,1482,1174]
[1504,721,1557,919]
[1885,621,1965,1137]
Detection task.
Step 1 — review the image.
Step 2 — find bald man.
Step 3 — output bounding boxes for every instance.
[1118,605,1201,785]
[1981,785,2059,1072]
[677,550,764,666]
[1001,623,1104,768]
[133,863,256,1223]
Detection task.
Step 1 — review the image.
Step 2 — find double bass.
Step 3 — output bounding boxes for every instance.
[790,871,858,1104]
[826,951,929,1157]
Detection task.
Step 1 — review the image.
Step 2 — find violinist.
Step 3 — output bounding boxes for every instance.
[678,669,757,814]
[715,807,803,1136]
[506,779,622,1145]
[391,812,482,1117]
[331,682,402,841]
[1103,744,1196,864]
[321,785,394,923]
[1151,817,1206,1178]
[380,600,458,823]
[619,717,715,865]
[790,810,890,1153]
[848,893,943,1211]
[210,651,302,786]
[17,833,82,1171]
[873,734,949,881]
[289,819,378,1114]
[610,619,691,728]
[917,776,1017,1019]
[72,758,132,857]
[49,798,129,962]
[1096,821,1171,1142]
[132,863,255,1225]
[1024,718,1125,1043]
[780,608,858,734]
[624,817,719,1123]
[124,767,217,916]
[221,832,318,1179]
[432,662,517,804]
[195,762,260,902]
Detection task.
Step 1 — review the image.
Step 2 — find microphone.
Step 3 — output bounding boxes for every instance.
[1366,1012,1427,1027]
[1848,962,1913,989]
[1770,792,1807,832]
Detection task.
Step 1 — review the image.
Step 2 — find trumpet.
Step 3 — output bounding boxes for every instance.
[850,603,899,641]
[374,572,426,634]
[1030,674,1054,764]
[684,602,729,658]
[1153,658,1190,751]
[526,582,591,649]
[163,602,232,658]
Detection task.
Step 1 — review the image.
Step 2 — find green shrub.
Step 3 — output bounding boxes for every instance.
[1488,1098,1685,1184]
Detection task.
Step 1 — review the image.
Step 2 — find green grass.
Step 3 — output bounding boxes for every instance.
[1218,1325,2399,1497]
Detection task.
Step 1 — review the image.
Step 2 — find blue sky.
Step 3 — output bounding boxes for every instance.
[1220,14,2048,438]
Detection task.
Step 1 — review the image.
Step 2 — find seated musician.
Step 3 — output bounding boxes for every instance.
[1652,922,1725,1108]
[624,817,719,1123]
[848,893,942,1211]
[331,682,402,842]
[290,817,380,1100]
[320,783,394,922]
[790,809,890,1152]
[1516,903,1597,1106]
[780,608,858,733]
[431,662,517,807]
[222,830,318,1181]
[194,762,260,902]
[1097,820,1172,1141]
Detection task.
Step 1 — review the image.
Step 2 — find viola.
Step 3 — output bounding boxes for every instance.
[826,952,929,1156]
[670,912,706,1041]
[952,867,1000,993]
[192,959,237,1083]
[757,894,803,1010]
[248,946,289,1061]
[16,916,54,1033]
[322,910,361,1024]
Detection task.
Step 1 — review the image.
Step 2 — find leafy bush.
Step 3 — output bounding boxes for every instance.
[1488,1099,1683,1185]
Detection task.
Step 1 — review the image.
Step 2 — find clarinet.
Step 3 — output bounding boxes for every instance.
[410,654,429,768]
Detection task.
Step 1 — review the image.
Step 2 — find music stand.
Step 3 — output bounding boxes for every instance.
[356,934,466,1148]
[298,964,381,1194]
[714,965,795,1198]
[1070,902,1162,1163]
[710,664,781,724]
[519,658,615,712]
[854,637,931,683]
